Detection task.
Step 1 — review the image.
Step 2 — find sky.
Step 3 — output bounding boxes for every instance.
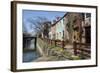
[22,10,66,35]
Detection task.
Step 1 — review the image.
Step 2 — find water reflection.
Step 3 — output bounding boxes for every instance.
[23,51,40,62]
[23,36,39,62]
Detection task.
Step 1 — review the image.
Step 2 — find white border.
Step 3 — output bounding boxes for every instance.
[17,3,96,69]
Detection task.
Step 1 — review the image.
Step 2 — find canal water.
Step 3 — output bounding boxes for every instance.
[23,51,40,62]
[23,38,40,62]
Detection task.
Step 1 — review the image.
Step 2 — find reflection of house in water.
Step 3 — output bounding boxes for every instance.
[23,33,37,51]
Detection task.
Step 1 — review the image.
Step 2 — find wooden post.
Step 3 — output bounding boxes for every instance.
[73,41,77,55]
[51,40,52,45]
[34,37,37,50]
[55,40,56,46]
[79,14,83,57]
[62,30,64,49]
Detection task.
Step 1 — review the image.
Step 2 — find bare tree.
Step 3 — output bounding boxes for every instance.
[27,16,51,37]
[23,22,28,33]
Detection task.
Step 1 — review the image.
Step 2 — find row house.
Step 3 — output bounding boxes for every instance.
[64,13,77,44]
[72,13,91,56]
[82,13,91,44]
[72,13,91,44]
[72,13,83,43]
[49,23,56,40]
[56,18,64,41]
[49,13,69,42]
[48,12,91,45]
[54,12,82,44]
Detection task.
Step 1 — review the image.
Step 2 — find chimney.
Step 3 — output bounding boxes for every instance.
[56,17,60,20]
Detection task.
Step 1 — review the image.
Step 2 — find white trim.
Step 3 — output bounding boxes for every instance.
[16,3,96,69]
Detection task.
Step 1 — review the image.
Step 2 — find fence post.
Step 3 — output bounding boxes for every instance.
[63,30,64,49]
[55,40,56,46]
[73,42,77,55]
[62,41,64,49]
[35,37,37,50]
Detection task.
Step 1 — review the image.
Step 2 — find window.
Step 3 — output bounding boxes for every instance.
[82,13,85,20]
[86,13,91,18]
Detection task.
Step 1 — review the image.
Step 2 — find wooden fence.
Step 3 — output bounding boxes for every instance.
[73,42,91,59]
[42,38,65,48]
